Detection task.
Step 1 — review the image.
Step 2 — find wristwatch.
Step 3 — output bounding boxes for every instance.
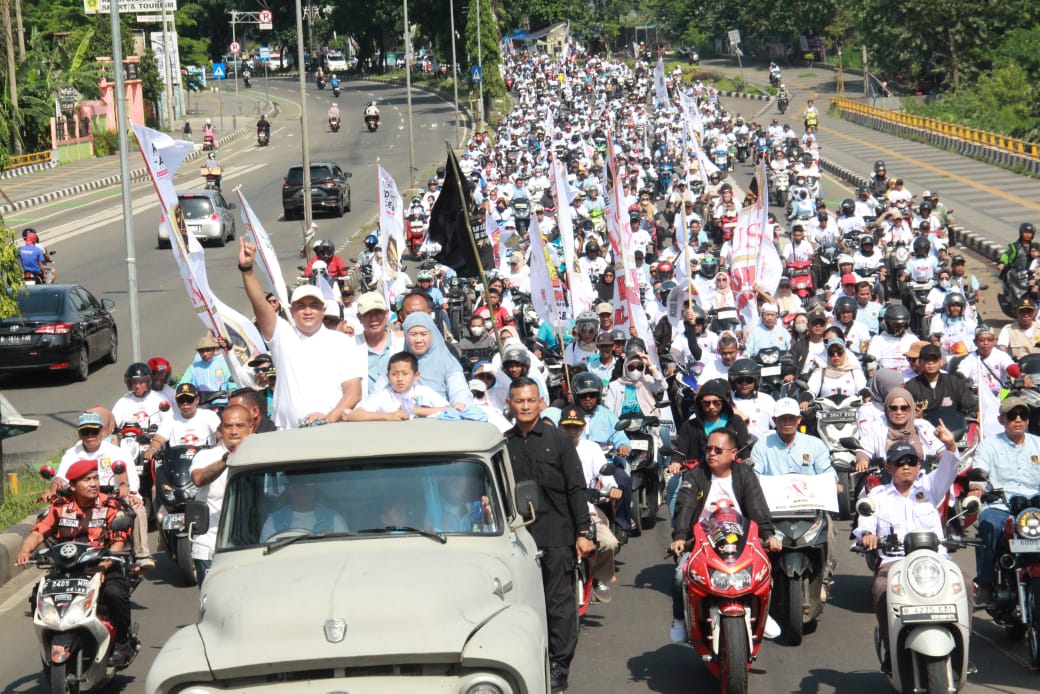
[580,527,596,542]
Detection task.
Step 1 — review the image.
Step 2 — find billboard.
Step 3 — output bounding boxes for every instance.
[84,0,177,14]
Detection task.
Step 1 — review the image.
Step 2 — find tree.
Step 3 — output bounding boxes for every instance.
[465,0,504,104]
[0,219,25,319]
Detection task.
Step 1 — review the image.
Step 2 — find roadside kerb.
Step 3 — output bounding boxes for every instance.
[819,157,1001,262]
[1,161,57,180]
[0,515,37,587]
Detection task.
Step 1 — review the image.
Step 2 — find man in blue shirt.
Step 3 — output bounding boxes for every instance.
[18,238,47,280]
[751,398,835,479]
[970,395,1040,605]
[745,303,791,357]
[179,334,236,395]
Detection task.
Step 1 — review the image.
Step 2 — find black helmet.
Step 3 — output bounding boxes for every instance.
[801,152,813,166]
[502,346,531,368]
[913,236,931,256]
[728,358,760,386]
[21,227,37,240]
[1020,222,1036,236]
[834,295,857,317]
[919,201,933,215]
[943,293,967,312]
[315,239,334,259]
[874,160,886,173]
[124,362,151,390]
[699,256,719,279]
[690,304,706,323]
[571,372,602,397]
[840,199,855,216]
[427,177,438,187]
[883,304,910,335]
[855,185,869,196]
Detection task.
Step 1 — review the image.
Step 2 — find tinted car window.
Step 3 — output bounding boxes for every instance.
[179,197,215,219]
[286,166,335,184]
[70,287,93,314]
[16,289,65,317]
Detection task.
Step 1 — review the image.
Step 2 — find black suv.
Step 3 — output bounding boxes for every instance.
[282,162,352,219]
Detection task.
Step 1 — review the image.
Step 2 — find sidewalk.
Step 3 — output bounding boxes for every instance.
[0,89,270,218]
[705,58,1040,255]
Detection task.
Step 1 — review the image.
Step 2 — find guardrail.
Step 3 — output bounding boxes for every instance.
[2,150,52,171]
[830,97,1040,175]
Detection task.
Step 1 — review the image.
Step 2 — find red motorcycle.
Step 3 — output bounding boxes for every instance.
[786,258,814,299]
[406,214,426,257]
[678,499,772,693]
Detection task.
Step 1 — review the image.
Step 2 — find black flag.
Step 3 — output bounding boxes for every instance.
[427,148,494,277]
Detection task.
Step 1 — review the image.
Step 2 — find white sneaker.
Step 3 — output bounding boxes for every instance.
[669,618,687,643]
[763,614,781,640]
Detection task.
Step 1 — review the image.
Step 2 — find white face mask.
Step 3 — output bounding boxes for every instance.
[794,323,808,334]
[469,326,485,337]
[940,280,951,289]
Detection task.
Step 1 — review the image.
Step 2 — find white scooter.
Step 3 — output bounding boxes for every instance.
[856,497,979,693]
[27,516,139,693]
[810,391,862,519]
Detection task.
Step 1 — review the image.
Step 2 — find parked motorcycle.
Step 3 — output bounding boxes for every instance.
[365,114,380,132]
[676,499,773,692]
[856,498,978,690]
[153,444,202,586]
[616,415,662,536]
[26,516,139,693]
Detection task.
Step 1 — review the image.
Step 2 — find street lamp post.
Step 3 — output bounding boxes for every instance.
[449,0,459,145]
[295,0,314,242]
[475,0,483,128]
[403,0,415,187]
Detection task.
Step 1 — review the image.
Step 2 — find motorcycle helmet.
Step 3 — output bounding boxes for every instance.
[502,346,531,368]
[315,239,335,260]
[912,236,931,256]
[918,201,933,216]
[21,227,37,240]
[364,234,378,251]
[610,328,627,343]
[657,279,677,301]
[873,160,886,174]
[883,304,910,336]
[728,358,760,388]
[574,310,600,338]
[801,152,814,167]
[1020,222,1036,236]
[690,304,706,324]
[943,292,967,313]
[699,256,719,279]
[417,270,434,282]
[427,177,438,187]
[657,260,675,281]
[840,199,855,216]
[571,371,602,398]
[834,295,858,318]
[124,362,151,389]
[860,234,874,248]
[856,185,870,197]
[147,356,172,376]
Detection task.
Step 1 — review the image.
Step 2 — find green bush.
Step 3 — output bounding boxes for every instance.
[0,463,52,530]
[92,129,119,156]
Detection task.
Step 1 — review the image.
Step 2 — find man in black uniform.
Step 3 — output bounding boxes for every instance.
[505,376,594,693]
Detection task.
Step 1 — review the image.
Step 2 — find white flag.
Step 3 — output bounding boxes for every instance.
[653,56,669,106]
[377,162,406,308]
[528,226,565,329]
[213,297,267,387]
[237,189,289,309]
[551,158,593,318]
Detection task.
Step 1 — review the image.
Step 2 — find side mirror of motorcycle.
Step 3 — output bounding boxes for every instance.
[110,515,134,533]
[643,416,660,428]
[794,379,810,391]
[614,418,631,431]
[966,468,990,483]
[856,497,876,518]
[514,480,540,524]
[599,462,617,476]
[839,436,861,450]
[111,461,127,475]
[962,495,981,515]
[978,284,989,291]
[39,465,55,480]
[185,500,210,536]
[159,401,171,412]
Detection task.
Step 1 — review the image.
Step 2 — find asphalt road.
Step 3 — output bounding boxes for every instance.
[1,77,459,469]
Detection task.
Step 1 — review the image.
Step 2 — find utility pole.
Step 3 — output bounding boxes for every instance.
[294,0,314,240]
[449,0,459,145]
[231,11,239,97]
[476,0,483,129]
[403,0,415,187]
[862,46,869,99]
[160,0,175,130]
[2,0,21,155]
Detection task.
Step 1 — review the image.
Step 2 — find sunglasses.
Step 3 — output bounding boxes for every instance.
[1005,409,1030,422]
[734,377,755,385]
[705,445,733,455]
[578,393,599,400]
[891,457,920,468]
[888,404,912,412]
[701,398,723,407]
[811,319,827,326]
[828,349,845,357]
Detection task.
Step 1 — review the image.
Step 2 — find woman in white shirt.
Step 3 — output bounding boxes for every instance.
[806,338,866,398]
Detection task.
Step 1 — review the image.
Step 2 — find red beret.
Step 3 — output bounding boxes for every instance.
[66,460,97,483]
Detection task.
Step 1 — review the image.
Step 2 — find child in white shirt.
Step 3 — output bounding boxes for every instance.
[346,352,449,421]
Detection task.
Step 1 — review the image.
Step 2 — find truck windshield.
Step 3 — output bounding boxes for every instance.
[218,458,502,549]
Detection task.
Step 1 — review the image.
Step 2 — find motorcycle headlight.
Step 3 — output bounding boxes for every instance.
[759,350,780,365]
[40,598,60,627]
[709,568,752,591]
[906,557,945,598]
[1015,509,1040,539]
[889,569,903,596]
[798,518,824,546]
[61,599,86,626]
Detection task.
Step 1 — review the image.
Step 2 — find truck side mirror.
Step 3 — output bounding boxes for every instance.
[185,500,210,536]
[514,480,540,523]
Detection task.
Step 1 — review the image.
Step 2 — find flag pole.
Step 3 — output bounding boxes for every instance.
[444,141,503,359]
[557,327,573,405]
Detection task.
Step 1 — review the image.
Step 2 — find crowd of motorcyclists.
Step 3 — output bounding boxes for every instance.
[14,43,1040,694]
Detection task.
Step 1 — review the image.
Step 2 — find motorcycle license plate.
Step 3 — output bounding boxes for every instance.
[629,439,649,451]
[1009,538,1040,553]
[900,604,957,622]
[163,513,186,531]
[821,411,858,423]
[760,365,781,378]
[43,578,89,596]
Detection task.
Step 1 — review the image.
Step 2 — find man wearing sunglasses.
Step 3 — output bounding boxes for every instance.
[854,429,958,673]
[970,396,1040,605]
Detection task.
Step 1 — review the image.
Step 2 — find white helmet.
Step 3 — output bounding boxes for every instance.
[206,118,212,125]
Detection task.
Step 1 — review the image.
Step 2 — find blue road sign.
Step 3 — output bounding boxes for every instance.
[470,65,482,83]
[212,63,227,79]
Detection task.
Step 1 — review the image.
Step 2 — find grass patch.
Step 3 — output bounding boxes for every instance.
[0,463,52,530]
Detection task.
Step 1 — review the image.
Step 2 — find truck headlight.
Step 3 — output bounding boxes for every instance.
[709,568,751,591]
[907,557,945,598]
[460,673,511,694]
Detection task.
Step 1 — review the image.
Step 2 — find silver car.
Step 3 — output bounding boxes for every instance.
[146,421,549,694]
[157,190,237,248]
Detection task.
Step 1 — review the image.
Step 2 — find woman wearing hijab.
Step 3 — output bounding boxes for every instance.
[604,352,665,418]
[853,387,945,472]
[595,268,616,304]
[858,368,905,432]
[711,271,736,309]
[806,338,867,397]
[403,312,472,410]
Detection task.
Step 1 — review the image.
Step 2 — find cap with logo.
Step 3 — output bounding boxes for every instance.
[886,440,919,464]
[468,378,488,395]
[596,331,614,346]
[560,406,586,427]
[76,412,104,430]
[175,383,199,400]
[772,398,801,418]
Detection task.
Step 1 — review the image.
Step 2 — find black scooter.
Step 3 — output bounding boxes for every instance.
[154,444,203,586]
[616,415,662,536]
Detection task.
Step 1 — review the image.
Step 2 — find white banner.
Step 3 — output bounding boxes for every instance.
[149,30,181,87]
[653,56,669,106]
[527,221,565,329]
[551,158,593,318]
[759,474,839,514]
[377,163,406,307]
[85,0,177,13]
[237,189,289,309]
[213,297,266,387]
[730,158,780,313]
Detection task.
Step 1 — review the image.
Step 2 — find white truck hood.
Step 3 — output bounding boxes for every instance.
[198,540,513,675]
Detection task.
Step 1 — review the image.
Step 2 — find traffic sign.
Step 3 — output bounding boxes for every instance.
[212,62,226,79]
[259,46,271,61]
[470,65,482,83]
[727,29,741,46]
[229,41,241,54]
